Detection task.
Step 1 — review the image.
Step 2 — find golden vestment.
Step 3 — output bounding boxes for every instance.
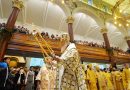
[123,68,130,90]
[111,71,117,90]
[115,71,124,90]
[86,69,97,90]
[48,69,56,90]
[104,72,113,90]
[36,66,56,90]
[55,43,87,90]
[96,71,107,90]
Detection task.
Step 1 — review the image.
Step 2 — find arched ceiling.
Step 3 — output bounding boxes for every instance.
[0,0,128,51]
[104,0,130,15]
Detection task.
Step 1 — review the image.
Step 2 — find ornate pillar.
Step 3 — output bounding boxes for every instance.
[0,0,24,61]
[125,36,130,48]
[100,28,110,49]
[66,16,74,43]
[100,28,116,66]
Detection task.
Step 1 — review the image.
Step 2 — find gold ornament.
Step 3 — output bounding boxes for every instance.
[125,36,130,40]
[60,33,70,43]
[12,0,24,10]
[44,56,53,63]
[100,28,108,34]
[66,16,74,24]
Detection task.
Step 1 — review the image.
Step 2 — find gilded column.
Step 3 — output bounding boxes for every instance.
[66,16,74,43]
[0,0,24,61]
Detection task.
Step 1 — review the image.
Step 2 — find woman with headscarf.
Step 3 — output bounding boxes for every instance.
[53,34,87,90]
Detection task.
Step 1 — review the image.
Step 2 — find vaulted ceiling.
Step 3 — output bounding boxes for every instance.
[103,0,118,5]
[103,0,130,22]
[0,0,129,51]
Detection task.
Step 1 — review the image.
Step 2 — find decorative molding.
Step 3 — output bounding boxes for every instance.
[100,28,108,34]
[12,0,24,10]
[65,0,77,14]
[80,0,113,15]
[66,16,74,24]
[125,36,130,40]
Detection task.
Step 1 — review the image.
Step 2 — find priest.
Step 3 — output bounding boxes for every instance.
[123,63,130,90]
[36,57,56,90]
[86,64,97,90]
[95,65,107,90]
[52,34,87,90]
[103,70,113,90]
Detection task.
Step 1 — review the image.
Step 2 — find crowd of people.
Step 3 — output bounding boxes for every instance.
[75,40,106,48]
[1,34,130,90]
[0,23,29,34]
[0,23,128,54]
[0,56,130,90]
[15,26,29,34]
[0,33,130,90]
[75,40,128,54]
[86,63,130,90]
[0,57,41,90]
[41,31,60,40]
[0,23,6,30]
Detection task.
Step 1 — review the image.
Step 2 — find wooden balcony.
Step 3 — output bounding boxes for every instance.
[7,33,130,64]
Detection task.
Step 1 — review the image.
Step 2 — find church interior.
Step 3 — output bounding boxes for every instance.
[1,0,130,90]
